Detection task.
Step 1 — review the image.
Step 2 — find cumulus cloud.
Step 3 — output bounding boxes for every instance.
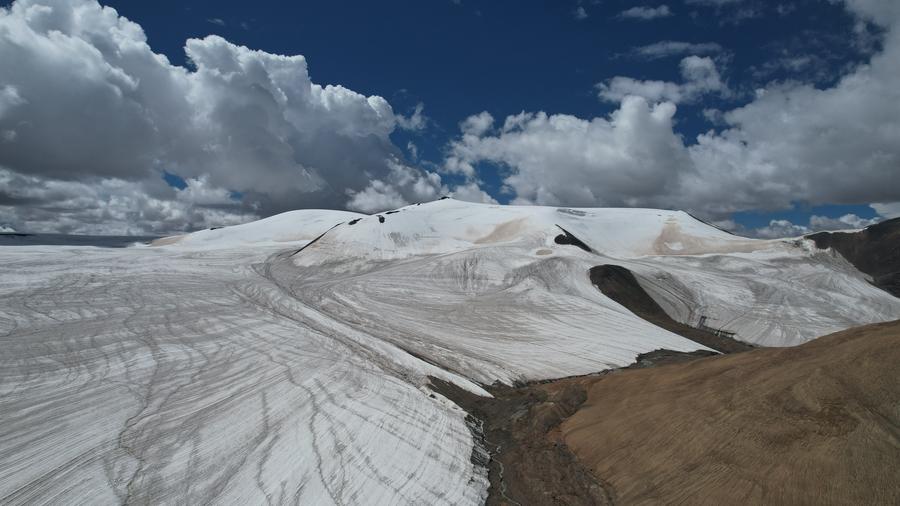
[871,202,900,219]
[809,213,880,230]
[460,111,494,137]
[619,5,672,20]
[446,0,900,221]
[0,168,255,235]
[344,153,498,213]
[753,219,809,239]
[597,56,728,104]
[395,102,428,131]
[631,41,723,60]
[450,181,498,205]
[446,97,690,207]
[751,213,881,239]
[0,0,466,233]
[345,158,444,213]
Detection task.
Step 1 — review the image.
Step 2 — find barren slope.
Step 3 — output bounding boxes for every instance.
[562,320,900,505]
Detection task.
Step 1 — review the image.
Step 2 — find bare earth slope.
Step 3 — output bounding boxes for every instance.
[562,320,900,506]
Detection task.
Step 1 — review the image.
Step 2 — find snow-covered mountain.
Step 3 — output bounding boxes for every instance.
[1,199,897,505]
[182,198,897,348]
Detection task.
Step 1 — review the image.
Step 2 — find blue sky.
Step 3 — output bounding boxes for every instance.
[1,0,898,235]
[108,0,869,162]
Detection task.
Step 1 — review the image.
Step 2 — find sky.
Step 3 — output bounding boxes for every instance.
[1,0,899,236]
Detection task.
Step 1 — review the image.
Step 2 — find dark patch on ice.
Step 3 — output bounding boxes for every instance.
[553,225,593,252]
[347,218,361,226]
[439,196,451,200]
[589,264,754,353]
[685,211,736,236]
[209,226,223,230]
[377,215,385,223]
[385,210,400,215]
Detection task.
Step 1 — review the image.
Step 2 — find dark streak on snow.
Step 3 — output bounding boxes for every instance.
[554,225,593,252]
[289,223,342,256]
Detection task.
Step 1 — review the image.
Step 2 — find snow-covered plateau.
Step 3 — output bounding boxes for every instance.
[1,199,897,504]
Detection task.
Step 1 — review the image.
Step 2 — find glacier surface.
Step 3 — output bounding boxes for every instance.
[1,199,897,504]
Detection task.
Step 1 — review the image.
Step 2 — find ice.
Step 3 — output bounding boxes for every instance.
[1,199,897,504]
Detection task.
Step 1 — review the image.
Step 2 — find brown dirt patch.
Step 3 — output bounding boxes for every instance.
[429,349,713,505]
[149,234,185,246]
[474,218,530,244]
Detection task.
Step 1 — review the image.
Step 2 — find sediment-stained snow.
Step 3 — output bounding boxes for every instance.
[1,199,898,504]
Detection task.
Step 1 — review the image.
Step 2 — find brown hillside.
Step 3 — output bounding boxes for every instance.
[562,320,900,505]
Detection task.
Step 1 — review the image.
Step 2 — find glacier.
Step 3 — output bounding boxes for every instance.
[1,198,897,504]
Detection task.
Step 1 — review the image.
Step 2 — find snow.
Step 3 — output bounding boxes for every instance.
[1,198,898,504]
[151,209,365,248]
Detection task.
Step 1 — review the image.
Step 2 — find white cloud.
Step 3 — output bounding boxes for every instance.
[446,0,900,221]
[0,168,255,235]
[446,97,689,207]
[174,175,239,206]
[597,56,727,103]
[753,219,809,239]
[345,158,444,213]
[750,213,881,239]
[631,41,723,59]
[619,5,672,20]
[396,102,428,131]
[460,111,494,136]
[573,6,588,20]
[0,0,441,233]
[0,85,25,117]
[809,213,880,230]
[871,202,900,219]
[450,181,498,205]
